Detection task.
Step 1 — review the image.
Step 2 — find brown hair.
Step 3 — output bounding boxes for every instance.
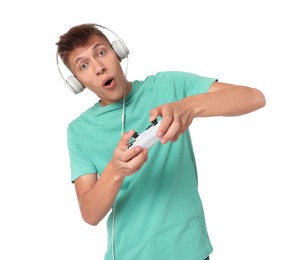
[56,23,110,66]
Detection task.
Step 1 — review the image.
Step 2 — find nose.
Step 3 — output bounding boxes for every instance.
[94,59,106,76]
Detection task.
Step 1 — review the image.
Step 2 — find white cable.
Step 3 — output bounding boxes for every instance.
[121,57,129,136]
[112,57,129,260]
[112,203,116,260]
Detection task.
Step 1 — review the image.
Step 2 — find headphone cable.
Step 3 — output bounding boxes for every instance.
[121,57,129,136]
[112,56,129,260]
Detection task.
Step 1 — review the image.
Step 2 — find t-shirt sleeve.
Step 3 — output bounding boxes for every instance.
[165,71,217,99]
[67,124,97,182]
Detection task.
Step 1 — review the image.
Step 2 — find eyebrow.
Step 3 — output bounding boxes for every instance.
[74,43,107,65]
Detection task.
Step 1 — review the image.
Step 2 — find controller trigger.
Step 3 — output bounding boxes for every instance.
[132,132,139,139]
[151,119,158,125]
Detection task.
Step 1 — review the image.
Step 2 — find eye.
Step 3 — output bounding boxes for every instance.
[98,49,106,57]
[80,63,88,71]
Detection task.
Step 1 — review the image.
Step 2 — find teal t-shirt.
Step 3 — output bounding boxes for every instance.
[67,71,217,260]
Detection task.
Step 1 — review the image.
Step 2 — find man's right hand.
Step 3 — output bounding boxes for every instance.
[111,130,149,177]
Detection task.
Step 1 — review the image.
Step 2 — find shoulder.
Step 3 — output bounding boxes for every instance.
[67,102,98,133]
[152,71,214,82]
[140,71,197,84]
[133,71,217,94]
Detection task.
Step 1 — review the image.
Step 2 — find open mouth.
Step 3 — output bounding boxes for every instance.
[104,79,113,86]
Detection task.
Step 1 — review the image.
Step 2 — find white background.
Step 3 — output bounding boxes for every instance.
[1,0,307,259]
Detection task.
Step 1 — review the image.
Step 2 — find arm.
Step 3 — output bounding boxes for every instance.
[150,81,266,144]
[74,130,148,226]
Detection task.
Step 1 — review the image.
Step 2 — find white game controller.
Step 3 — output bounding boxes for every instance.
[127,119,162,150]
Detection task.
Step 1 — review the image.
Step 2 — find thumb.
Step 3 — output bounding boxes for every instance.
[149,106,162,122]
[118,130,135,148]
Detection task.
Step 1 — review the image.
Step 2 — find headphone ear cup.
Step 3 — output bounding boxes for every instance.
[66,75,85,94]
[112,39,130,60]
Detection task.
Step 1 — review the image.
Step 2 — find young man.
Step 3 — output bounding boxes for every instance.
[56,23,266,260]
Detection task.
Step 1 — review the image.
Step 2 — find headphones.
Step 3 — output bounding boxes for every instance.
[56,23,130,94]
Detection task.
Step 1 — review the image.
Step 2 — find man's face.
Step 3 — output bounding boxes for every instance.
[67,35,128,106]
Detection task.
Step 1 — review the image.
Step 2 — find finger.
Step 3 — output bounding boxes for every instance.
[121,145,146,161]
[125,148,149,173]
[113,147,148,176]
[160,121,181,144]
[149,106,162,122]
[118,130,135,149]
[157,113,173,139]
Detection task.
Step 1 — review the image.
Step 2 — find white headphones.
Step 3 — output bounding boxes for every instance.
[56,23,130,94]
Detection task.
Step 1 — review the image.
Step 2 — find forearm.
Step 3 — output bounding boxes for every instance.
[150,82,265,144]
[76,132,149,226]
[188,85,266,118]
[78,162,124,226]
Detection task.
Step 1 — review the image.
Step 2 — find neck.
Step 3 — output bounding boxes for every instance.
[99,80,132,107]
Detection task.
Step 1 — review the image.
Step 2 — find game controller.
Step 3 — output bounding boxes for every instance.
[127,119,162,150]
